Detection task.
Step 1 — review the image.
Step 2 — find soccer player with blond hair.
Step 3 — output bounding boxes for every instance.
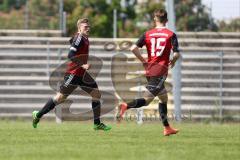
[32,18,111,131]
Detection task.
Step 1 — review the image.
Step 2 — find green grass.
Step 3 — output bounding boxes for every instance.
[0,121,239,160]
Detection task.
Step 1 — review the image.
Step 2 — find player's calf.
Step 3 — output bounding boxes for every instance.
[32,95,65,128]
[159,103,179,136]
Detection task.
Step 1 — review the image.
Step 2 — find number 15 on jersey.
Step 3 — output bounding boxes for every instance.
[150,38,166,57]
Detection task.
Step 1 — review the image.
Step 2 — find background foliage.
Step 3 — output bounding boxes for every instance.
[0,0,239,37]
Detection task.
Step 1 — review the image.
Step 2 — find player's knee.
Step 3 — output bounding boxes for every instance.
[94,92,101,100]
[158,93,168,104]
[144,97,154,106]
[90,90,101,100]
[54,93,67,103]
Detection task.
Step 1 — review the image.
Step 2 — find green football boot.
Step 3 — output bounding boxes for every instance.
[32,111,40,128]
[94,123,112,131]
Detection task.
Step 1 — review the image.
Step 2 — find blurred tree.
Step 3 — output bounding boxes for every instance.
[28,0,59,29]
[0,0,26,29]
[133,0,165,32]
[218,18,240,32]
[0,9,24,29]
[0,0,10,12]
[66,0,135,37]
[0,0,239,36]
[174,0,218,31]
[66,0,119,37]
[0,0,26,12]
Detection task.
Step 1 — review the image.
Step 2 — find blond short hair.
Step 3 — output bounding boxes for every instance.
[77,18,89,28]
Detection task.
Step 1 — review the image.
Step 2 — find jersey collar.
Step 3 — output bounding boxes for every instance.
[155,26,166,29]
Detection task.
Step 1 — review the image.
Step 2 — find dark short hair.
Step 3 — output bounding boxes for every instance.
[77,18,89,27]
[153,9,168,23]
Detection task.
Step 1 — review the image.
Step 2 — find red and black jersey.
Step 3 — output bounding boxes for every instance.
[65,33,89,76]
[136,27,180,77]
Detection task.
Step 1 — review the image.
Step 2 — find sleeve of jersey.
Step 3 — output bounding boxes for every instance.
[135,33,146,48]
[68,35,83,59]
[171,33,180,52]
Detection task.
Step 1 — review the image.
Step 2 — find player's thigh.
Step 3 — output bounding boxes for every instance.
[145,76,166,96]
[58,74,78,97]
[78,72,100,98]
[145,76,166,104]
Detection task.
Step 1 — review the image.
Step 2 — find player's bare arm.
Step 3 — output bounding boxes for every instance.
[169,52,180,68]
[81,63,91,70]
[131,32,147,67]
[169,33,180,68]
[130,44,147,64]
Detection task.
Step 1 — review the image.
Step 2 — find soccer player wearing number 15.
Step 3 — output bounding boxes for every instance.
[117,9,180,136]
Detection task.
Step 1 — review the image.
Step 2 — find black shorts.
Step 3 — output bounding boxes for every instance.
[146,76,166,96]
[59,72,98,96]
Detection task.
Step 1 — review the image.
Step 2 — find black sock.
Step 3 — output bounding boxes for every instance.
[127,98,146,109]
[37,98,57,118]
[159,103,169,127]
[92,100,101,125]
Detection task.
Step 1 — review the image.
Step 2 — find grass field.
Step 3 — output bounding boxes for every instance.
[0,120,239,160]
